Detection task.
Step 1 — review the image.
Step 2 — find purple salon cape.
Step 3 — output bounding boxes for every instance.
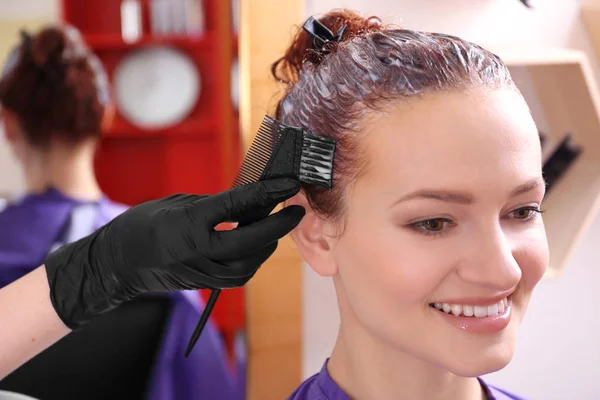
[289,359,528,400]
[0,188,244,400]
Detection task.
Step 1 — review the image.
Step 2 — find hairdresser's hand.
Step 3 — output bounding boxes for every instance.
[44,178,305,330]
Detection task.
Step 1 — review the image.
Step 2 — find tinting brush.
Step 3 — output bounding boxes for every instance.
[233,115,336,188]
[185,115,336,357]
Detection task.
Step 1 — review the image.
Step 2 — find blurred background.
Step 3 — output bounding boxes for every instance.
[0,1,599,400]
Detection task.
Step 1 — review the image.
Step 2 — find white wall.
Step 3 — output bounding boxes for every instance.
[302,1,600,399]
[0,0,59,20]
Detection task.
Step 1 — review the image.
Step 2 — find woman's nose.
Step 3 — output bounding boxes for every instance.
[456,226,522,291]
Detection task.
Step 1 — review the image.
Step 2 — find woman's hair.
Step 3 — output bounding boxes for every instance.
[0,24,110,148]
[272,9,516,221]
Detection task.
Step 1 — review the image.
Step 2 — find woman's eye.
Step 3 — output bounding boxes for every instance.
[410,218,453,236]
[510,206,542,220]
[420,219,445,231]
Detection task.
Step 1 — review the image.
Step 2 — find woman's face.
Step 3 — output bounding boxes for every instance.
[296,87,548,377]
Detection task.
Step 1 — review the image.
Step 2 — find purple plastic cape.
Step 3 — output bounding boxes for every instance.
[288,359,528,400]
[0,188,245,400]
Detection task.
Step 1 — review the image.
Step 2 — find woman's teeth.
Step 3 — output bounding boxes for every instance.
[432,298,508,317]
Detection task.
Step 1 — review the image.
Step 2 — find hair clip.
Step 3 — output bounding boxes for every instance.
[302,16,347,53]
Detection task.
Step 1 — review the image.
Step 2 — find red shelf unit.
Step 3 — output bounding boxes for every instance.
[60,0,244,338]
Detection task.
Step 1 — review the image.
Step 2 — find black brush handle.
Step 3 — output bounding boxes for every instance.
[184,199,280,357]
[520,0,532,7]
[185,289,221,357]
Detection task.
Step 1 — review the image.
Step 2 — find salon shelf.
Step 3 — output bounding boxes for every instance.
[108,118,216,138]
[486,46,600,279]
[582,1,600,63]
[491,47,588,67]
[84,33,210,51]
[84,33,239,54]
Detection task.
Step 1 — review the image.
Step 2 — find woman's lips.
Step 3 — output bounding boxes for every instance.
[429,297,512,334]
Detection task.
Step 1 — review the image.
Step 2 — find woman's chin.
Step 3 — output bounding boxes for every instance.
[434,311,520,377]
[443,345,514,378]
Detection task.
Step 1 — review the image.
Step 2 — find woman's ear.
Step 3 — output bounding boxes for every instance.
[285,190,338,277]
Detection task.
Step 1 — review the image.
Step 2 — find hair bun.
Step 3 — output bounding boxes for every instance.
[29,27,67,69]
[0,23,111,147]
[315,9,383,41]
[272,9,384,85]
[29,25,87,71]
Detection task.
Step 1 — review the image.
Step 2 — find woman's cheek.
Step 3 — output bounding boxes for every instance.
[517,236,549,290]
[340,226,447,305]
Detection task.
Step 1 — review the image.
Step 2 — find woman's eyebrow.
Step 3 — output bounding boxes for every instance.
[390,178,545,207]
[392,190,473,206]
[510,178,546,197]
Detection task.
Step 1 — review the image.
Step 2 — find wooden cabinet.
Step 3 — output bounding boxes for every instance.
[240,1,304,398]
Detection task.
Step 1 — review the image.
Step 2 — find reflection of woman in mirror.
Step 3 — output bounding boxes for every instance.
[0,25,240,399]
[280,10,547,400]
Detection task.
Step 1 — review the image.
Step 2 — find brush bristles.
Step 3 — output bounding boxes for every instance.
[299,133,336,189]
[232,116,285,188]
[233,116,336,190]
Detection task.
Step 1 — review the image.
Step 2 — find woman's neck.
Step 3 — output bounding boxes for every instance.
[21,141,102,201]
[327,309,486,400]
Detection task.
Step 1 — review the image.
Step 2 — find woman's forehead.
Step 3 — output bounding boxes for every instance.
[357,89,542,186]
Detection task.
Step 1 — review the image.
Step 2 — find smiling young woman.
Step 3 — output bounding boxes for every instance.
[278,9,548,400]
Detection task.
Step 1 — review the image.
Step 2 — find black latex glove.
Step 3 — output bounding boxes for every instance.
[44,178,305,330]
